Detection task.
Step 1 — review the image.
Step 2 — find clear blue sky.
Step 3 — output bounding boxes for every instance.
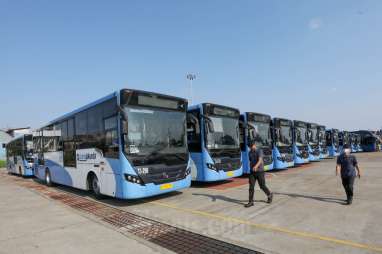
[1,0,381,131]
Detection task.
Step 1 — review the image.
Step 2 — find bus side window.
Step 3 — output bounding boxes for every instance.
[104,116,119,158]
[238,116,245,151]
[187,110,201,153]
[325,132,331,146]
[87,104,104,150]
[63,118,76,167]
[75,110,88,149]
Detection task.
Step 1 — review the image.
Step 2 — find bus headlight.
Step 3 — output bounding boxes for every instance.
[206,163,217,171]
[124,174,144,185]
[185,167,191,176]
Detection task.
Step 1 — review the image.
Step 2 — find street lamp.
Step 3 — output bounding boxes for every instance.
[186,73,196,104]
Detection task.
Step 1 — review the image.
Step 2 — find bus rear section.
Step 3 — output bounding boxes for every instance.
[307,123,321,162]
[34,89,191,199]
[292,120,310,165]
[318,125,329,159]
[272,118,294,169]
[6,134,34,176]
[325,129,339,157]
[240,112,274,174]
[187,103,242,182]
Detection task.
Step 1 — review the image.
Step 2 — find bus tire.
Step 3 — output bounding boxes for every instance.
[89,174,102,200]
[45,169,54,187]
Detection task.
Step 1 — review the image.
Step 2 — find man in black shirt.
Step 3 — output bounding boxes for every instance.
[336,144,362,205]
[245,143,273,208]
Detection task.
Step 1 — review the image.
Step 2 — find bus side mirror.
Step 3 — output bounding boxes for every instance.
[187,114,200,135]
[122,120,128,134]
[201,114,214,133]
[206,119,214,133]
[118,106,128,121]
[2,143,5,148]
[274,129,279,139]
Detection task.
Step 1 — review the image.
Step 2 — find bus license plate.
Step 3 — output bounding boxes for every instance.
[160,183,173,190]
[226,171,234,177]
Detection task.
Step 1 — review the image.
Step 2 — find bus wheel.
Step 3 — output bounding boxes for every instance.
[91,175,102,199]
[45,169,53,187]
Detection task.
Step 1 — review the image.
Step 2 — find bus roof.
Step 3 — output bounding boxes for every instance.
[43,91,118,128]
[188,103,240,113]
[7,134,31,144]
[121,88,187,103]
[293,120,308,126]
[244,112,271,118]
[307,122,319,128]
[40,88,189,129]
[273,117,291,122]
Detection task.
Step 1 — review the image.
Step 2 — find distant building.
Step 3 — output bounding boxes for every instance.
[0,127,31,161]
[0,130,12,161]
[6,127,31,137]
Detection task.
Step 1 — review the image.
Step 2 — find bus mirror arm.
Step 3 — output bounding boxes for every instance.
[187,114,200,133]
[201,114,214,133]
[118,106,128,121]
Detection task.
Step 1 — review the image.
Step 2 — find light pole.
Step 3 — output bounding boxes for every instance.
[186,73,196,104]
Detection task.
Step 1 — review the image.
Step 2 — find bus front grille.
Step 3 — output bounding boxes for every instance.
[263,155,273,166]
[214,158,241,172]
[139,164,187,185]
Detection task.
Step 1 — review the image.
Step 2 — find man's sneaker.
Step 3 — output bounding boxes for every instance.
[244,202,254,208]
[347,198,353,205]
[267,193,273,204]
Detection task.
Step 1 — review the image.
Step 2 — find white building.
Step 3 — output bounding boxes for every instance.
[0,127,31,161]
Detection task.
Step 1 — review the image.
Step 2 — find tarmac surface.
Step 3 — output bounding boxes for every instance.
[1,152,381,254]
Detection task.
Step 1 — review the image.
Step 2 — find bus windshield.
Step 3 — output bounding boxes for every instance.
[278,125,292,146]
[206,116,239,150]
[295,127,308,146]
[249,121,271,147]
[122,107,188,164]
[309,128,318,145]
[333,132,339,146]
[24,135,33,157]
[319,130,326,146]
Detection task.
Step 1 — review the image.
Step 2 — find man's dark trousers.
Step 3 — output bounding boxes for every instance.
[249,171,271,202]
[342,176,355,201]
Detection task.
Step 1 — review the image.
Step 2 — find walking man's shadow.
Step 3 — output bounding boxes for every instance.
[192,193,269,205]
[193,192,346,205]
[274,192,346,204]
[192,193,245,205]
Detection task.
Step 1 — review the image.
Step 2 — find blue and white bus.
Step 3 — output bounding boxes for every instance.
[351,133,363,152]
[240,112,273,173]
[187,103,242,181]
[33,89,192,199]
[338,131,350,153]
[6,134,35,176]
[349,133,358,153]
[307,123,321,162]
[292,120,310,165]
[355,130,381,152]
[318,125,329,159]
[272,118,294,169]
[325,129,339,157]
